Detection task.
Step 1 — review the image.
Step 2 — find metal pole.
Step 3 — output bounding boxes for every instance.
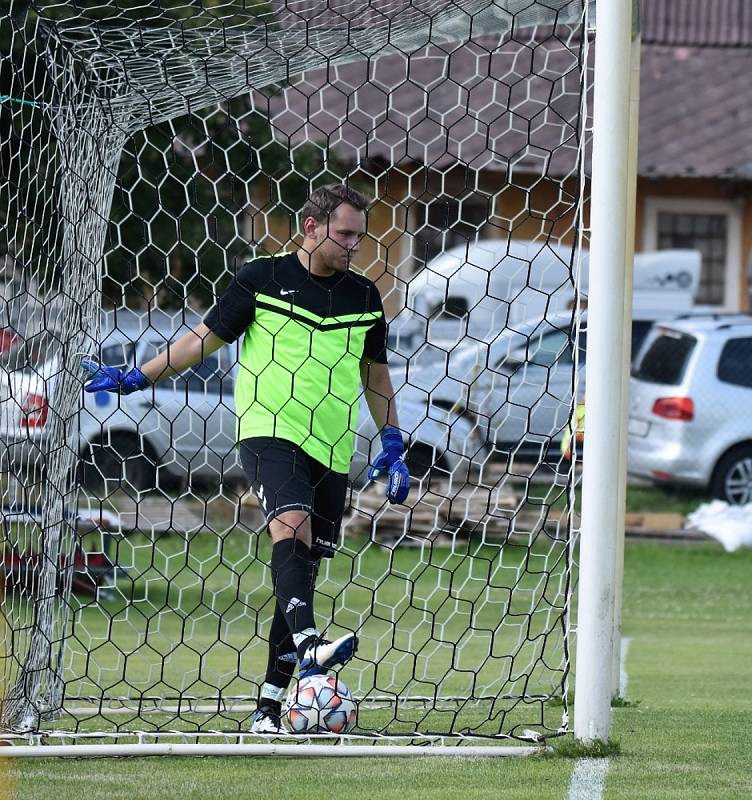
[0,743,544,759]
[611,11,641,700]
[574,0,636,743]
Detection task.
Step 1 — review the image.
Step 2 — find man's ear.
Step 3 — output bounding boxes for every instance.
[302,215,319,240]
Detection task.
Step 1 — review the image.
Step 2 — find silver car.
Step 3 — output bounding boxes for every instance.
[628,315,752,504]
[391,311,585,454]
[1,314,483,492]
[393,308,724,457]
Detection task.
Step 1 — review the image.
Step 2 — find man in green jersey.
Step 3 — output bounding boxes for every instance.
[83,184,410,733]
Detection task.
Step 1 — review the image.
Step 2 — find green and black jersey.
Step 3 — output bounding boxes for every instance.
[204,252,388,473]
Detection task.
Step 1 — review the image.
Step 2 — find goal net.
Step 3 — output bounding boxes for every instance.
[0,0,591,751]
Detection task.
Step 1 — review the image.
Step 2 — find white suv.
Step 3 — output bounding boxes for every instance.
[628,315,752,504]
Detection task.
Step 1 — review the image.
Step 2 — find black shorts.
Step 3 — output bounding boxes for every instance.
[238,437,349,559]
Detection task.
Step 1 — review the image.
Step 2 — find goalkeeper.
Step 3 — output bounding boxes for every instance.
[82,184,410,733]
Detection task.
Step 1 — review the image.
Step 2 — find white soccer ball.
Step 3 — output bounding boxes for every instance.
[283,674,357,734]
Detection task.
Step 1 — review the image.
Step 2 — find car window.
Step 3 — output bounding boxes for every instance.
[100,342,135,368]
[504,329,586,369]
[488,331,528,370]
[630,320,654,359]
[632,330,696,385]
[529,330,571,367]
[717,337,752,389]
[138,338,234,394]
[428,296,469,319]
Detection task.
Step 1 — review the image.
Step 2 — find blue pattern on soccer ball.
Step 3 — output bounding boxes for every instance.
[283,674,356,733]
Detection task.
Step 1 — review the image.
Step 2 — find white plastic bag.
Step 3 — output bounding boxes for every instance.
[686,500,752,552]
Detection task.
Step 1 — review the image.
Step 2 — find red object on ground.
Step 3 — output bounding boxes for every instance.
[1,546,115,597]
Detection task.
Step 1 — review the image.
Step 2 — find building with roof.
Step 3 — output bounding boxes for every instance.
[254,0,752,315]
[636,0,752,309]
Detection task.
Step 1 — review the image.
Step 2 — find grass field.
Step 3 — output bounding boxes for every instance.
[4,537,752,799]
[624,484,712,514]
[6,522,570,739]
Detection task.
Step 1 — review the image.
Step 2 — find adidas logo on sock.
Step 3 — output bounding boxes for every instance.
[286,597,307,614]
[278,652,297,664]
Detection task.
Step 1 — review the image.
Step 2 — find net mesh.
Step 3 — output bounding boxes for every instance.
[0,0,590,745]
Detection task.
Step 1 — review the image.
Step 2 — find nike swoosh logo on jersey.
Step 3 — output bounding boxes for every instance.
[279,288,298,296]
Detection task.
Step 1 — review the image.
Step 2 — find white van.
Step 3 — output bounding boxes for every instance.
[398,238,701,353]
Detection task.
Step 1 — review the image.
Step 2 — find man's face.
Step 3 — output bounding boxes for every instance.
[305,203,367,272]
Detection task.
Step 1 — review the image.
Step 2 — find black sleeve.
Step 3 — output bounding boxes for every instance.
[203,262,258,343]
[363,315,388,363]
[362,290,388,364]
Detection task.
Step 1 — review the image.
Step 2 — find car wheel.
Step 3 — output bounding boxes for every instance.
[78,432,157,493]
[711,445,752,505]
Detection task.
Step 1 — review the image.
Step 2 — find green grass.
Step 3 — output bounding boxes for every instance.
[545,482,709,516]
[624,484,712,515]
[607,543,752,799]
[7,756,574,800]
[551,736,621,758]
[7,526,569,738]
[6,541,752,799]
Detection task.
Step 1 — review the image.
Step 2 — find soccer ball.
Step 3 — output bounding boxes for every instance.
[283,674,356,734]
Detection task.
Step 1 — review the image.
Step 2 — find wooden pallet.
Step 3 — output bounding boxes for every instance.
[342,478,568,545]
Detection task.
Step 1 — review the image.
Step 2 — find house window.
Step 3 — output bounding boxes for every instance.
[643,197,742,309]
[411,199,487,271]
[656,212,727,305]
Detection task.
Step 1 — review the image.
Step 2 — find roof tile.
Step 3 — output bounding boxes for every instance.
[267,4,752,180]
[641,0,752,47]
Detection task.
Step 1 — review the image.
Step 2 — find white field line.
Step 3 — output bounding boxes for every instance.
[568,758,611,800]
[567,635,630,800]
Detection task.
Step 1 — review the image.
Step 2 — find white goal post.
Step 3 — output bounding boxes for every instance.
[0,0,637,756]
[575,0,639,743]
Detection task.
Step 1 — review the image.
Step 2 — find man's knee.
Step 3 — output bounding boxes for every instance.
[269,510,312,546]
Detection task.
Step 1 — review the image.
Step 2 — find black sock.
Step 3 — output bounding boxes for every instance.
[261,602,297,702]
[270,538,318,641]
[258,699,282,717]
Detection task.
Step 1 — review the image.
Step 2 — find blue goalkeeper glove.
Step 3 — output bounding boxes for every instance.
[81,358,151,395]
[368,426,411,504]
